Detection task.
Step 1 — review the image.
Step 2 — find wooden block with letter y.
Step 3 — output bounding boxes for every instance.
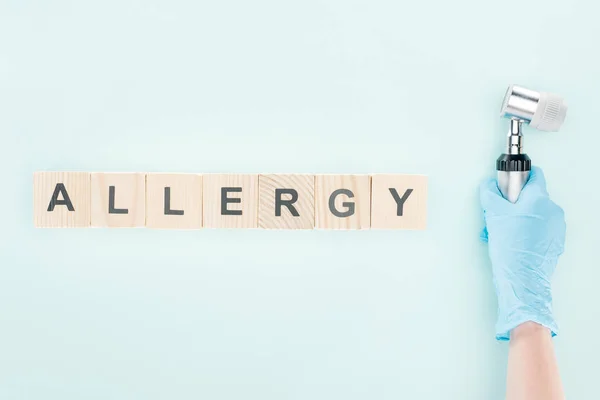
[146,173,203,229]
[91,173,146,228]
[203,174,258,229]
[33,171,91,228]
[258,174,314,229]
[370,174,427,230]
[315,175,371,230]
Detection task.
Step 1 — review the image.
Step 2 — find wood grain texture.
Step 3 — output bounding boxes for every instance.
[315,175,371,230]
[34,172,91,228]
[146,174,203,229]
[203,174,258,229]
[370,174,427,230]
[91,173,146,228]
[258,174,314,229]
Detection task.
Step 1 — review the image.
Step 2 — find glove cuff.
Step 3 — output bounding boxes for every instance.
[495,307,558,341]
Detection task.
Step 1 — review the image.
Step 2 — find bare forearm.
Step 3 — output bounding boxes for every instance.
[506,322,564,400]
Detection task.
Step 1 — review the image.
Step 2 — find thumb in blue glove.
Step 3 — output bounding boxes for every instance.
[479,167,566,341]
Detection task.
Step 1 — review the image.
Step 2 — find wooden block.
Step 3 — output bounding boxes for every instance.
[258,174,314,229]
[371,174,427,230]
[34,172,91,228]
[91,173,146,228]
[146,174,203,229]
[315,175,371,230]
[203,174,258,229]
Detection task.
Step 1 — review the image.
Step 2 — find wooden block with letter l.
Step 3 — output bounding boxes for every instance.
[258,174,314,229]
[315,175,371,230]
[203,174,258,229]
[370,174,427,230]
[91,173,146,228]
[33,172,91,228]
[146,173,203,229]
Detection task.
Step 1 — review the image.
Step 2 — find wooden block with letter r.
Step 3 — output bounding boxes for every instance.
[33,171,91,228]
[370,174,427,230]
[91,173,146,228]
[258,174,314,229]
[315,175,371,230]
[146,173,203,229]
[203,174,258,229]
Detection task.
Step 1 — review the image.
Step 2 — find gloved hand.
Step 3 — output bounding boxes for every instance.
[479,166,566,341]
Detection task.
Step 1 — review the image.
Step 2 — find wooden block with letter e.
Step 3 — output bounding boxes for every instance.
[315,175,371,230]
[203,174,258,229]
[146,173,203,229]
[258,174,314,229]
[33,171,91,228]
[91,173,146,228]
[371,174,427,230]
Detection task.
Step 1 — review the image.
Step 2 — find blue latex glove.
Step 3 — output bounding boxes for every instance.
[480,166,566,341]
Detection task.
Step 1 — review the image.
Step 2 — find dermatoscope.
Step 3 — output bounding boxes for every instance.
[497,85,568,202]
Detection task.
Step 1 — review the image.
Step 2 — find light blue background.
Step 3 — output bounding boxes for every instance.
[1,1,598,399]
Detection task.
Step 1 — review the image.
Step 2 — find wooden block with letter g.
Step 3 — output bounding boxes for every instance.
[371,174,427,230]
[259,174,314,229]
[315,175,371,230]
[33,171,91,228]
[146,173,203,229]
[91,173,146,228]
[203,174,258,229]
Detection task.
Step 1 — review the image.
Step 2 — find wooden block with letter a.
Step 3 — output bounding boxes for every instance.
[259,174,314,229]
[146,173,203,229]
[91,173,146,228]
[203,174,258,229]
[33,171,91,228]
[370,174,427,230]
[315,175,371,230]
